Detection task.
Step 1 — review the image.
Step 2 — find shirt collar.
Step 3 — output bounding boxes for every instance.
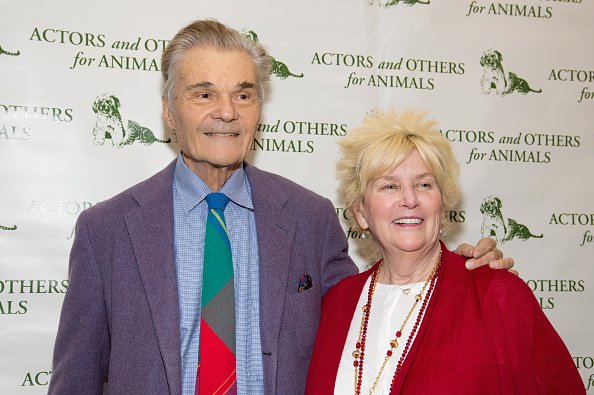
[173,154,253,214]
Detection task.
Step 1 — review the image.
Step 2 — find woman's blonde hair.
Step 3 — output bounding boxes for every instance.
[337,109,461,231]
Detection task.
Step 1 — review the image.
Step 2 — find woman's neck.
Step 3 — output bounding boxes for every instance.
[378,243,441,285]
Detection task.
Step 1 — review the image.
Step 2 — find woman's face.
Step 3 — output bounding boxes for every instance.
[355,149,443,256]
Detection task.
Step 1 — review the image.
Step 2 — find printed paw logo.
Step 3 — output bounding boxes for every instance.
[479,196,543,243]
[0,44,20,56]
[480,49,542,96]
[242,30,304,79]
[1,224,17,231]
[365,0,430,7]
[92,94,171,148]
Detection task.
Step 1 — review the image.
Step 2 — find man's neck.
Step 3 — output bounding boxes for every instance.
[182,157,241,191]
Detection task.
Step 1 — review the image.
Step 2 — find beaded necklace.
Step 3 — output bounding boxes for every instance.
[352,248,442,395]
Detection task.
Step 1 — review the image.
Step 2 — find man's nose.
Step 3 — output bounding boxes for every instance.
[212,95,238,122]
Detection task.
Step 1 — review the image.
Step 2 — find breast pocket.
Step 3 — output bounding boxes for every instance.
[288,287,321,359]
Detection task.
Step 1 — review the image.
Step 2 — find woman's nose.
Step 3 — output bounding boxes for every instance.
[399,187,419,208]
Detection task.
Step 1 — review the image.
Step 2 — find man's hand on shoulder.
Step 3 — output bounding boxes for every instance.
[455,237,517,275]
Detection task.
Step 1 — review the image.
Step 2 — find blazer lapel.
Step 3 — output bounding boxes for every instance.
[245,164,296,390]
[125,162,182,395]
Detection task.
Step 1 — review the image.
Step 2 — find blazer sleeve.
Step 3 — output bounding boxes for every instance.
[48,211,110,395]
[318,198,359,297]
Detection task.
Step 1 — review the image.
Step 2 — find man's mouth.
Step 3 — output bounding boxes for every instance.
[205,132,239,137]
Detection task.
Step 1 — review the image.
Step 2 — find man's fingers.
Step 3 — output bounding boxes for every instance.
[465,249,497,269]
[471,237,497,259]
[454,243,473,257]
[488,257,515,270]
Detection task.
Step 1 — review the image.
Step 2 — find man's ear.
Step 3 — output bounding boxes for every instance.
[162,98,175,130]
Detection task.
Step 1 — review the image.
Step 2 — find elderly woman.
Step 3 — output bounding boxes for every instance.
[305,110,584,394]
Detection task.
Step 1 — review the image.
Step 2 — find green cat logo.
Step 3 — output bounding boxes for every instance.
[242,30,304,79]
[365,0,430,7]
[92,94,171,148]
[480,49,542,96]
[1,224,17,230]
[0,44,20,56]
[479,196,543,243]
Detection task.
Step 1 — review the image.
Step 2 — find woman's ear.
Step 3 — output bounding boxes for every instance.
[354,203,369,231]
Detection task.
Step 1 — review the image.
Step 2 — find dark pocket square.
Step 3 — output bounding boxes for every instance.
[297,274,313,292]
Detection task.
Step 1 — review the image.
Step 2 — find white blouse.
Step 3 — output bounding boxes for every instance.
[334,276,432,395]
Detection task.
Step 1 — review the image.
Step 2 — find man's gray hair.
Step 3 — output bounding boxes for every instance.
[161,19,271,107]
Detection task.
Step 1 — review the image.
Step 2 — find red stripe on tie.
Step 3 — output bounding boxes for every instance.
[196,319,236,395]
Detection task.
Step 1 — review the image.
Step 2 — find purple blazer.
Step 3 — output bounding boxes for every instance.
[48,160,358,395]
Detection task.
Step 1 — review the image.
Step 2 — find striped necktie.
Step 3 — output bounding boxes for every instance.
[196,192,237,395]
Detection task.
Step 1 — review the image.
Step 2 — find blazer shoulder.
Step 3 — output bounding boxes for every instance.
[245,163,334,220]
[245,163,327,202]
[82,160,175,222]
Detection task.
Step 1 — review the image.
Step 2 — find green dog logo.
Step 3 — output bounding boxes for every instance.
[480,49,542,96]
[479,196,543,243]
[1,224,17,230]
[365,0,430,7]
[92,94,171,148]
[242,30,304,79]
[0,44,20,57]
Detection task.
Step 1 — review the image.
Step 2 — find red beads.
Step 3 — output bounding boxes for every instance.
[354,250,442,395]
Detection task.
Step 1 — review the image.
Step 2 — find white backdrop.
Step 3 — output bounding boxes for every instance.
[1,0,593,392]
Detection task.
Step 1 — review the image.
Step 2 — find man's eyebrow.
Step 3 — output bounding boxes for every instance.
[185,81,213,91]
[238,81,257,90]
[184,81,256,91]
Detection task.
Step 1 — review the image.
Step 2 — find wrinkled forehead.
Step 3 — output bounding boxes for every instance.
[179,46,257,83]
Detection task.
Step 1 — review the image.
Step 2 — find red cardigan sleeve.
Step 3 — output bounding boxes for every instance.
[480,271,585,394]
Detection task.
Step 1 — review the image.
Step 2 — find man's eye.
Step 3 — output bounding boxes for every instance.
[200,93,210,99]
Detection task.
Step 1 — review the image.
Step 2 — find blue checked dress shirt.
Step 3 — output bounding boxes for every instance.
[173,155,264,395]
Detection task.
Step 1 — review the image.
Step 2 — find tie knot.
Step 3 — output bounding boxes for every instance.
[205,192,230,211]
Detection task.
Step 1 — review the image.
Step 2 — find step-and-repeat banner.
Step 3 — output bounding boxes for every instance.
[1,0,593,392]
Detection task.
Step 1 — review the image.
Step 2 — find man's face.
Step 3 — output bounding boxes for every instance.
[163,46,261,179]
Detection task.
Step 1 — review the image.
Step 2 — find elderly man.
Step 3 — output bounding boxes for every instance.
[48,19,510,395]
